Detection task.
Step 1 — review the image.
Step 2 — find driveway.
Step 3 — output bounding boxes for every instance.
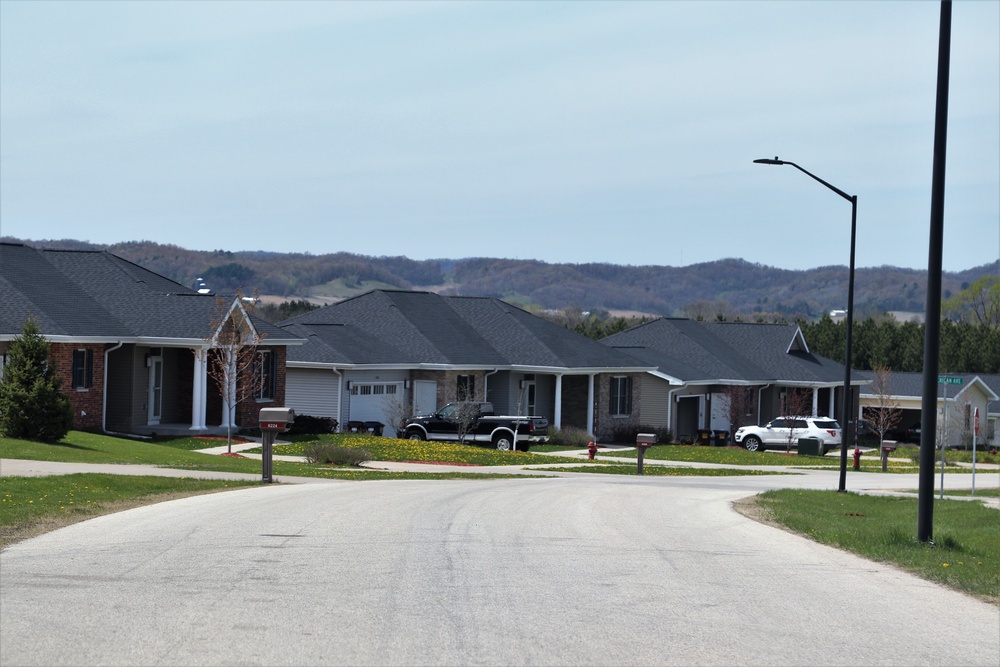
[1,469,997,666]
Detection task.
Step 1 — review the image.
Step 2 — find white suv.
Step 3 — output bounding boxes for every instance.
[734,417,842,454]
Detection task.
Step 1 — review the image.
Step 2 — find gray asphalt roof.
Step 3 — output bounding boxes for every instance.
[1,243,299,345]
[282,290,651,370]
[602,318,848,385]
[856,370,1000,400]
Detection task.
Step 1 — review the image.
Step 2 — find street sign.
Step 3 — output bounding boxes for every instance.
[938,376,963,385]
[974,407,979,436]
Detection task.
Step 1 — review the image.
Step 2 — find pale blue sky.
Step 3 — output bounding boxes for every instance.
[1,0,997,272]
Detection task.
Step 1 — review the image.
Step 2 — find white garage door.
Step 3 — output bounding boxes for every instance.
[349,382,402,434]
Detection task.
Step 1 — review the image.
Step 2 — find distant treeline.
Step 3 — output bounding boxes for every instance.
[801,316,1000,374]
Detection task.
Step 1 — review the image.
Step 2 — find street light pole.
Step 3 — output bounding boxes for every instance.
[754,157,856,492]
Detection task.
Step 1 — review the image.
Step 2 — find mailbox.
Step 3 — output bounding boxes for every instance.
[636,433,657,447]
[259,407,295,484]
[635,433,657,475]
[259,407,295,432]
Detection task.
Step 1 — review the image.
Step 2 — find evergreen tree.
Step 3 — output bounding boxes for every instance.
[0,318,74,442]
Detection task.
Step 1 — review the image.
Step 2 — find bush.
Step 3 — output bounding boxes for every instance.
[607,424,674,445]
[0,319,73,443]
[302,442,371,466]
[545,426,595,447]
[287,415,339,435]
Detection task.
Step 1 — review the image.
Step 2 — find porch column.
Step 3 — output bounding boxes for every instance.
[553,374,563,429]
[190,349,207,430]
[586,374,595,436]
[828,391,836,420]
[812,388,819,417]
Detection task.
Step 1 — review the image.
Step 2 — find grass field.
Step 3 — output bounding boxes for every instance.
[746,490,1000,603]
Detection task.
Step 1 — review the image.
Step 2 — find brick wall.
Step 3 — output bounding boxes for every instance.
[50,343,105,432]
[236,346,287,427]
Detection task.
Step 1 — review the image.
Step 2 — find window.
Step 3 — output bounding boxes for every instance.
[72,349,93,389]
[609,376,632,416]
[457,374,476,401]
[255,350,275,400]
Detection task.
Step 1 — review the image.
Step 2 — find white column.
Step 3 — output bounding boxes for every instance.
[553,374,563,429]
[586,374,595,436]
[828,390,835,419]
[190,349,207,430]
[812,387,819,417]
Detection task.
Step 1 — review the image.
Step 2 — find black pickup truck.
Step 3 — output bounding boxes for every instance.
[402,402,548,451]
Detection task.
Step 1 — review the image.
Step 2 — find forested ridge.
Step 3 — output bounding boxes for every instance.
[7,237,995,322]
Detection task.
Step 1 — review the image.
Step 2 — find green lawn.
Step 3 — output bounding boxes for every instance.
[595,444,842,466]
[526,464,794,477]
[0,473,258,549]
[0,431,577,473]
[250,433,587,466]
[748,490,1000,603]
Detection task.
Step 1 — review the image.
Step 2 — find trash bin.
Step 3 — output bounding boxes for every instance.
[797,437,821,456]
[714,430,729,447]
[364,421,384,436]
[697,429,712,445]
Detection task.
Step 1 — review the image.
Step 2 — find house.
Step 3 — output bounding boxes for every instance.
[0,243,302,436]
[601,318,864,442]
[279,290,654,439]
[857,371,999,448]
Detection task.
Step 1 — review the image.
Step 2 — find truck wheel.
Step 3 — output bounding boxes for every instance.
[493,434,513,451]
[407,430,424,441]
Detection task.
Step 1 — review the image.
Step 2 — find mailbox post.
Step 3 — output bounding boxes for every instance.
[259,407,295,483]
[636,432,657,475]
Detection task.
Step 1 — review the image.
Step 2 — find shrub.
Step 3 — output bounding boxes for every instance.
[545,426,595,447]
[0,318,73,443]
[302,442,371,466]
[607,424,674,445]
[287,415,339,435]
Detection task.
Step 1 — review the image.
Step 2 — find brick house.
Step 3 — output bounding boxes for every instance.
[0,243,301,436]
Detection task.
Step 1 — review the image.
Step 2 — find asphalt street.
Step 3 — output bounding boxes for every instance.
[1,466,998,666]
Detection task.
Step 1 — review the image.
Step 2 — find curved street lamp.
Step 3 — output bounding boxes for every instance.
[754,157,857,492]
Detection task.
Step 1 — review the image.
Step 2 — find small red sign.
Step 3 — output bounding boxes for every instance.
[262,422,285,430]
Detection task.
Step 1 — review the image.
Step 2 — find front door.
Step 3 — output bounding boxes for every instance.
[147,355,163,425]
[414,381,438,416]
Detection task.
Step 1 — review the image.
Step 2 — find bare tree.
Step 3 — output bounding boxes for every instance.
[721,385,755,433]
[862,363,902,448]
[204,288,267,452]
[382,391,412,438]
[781,388,813,452]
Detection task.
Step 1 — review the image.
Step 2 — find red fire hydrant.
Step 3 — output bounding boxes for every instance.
[853,446,862,470]
[587,441,598,460]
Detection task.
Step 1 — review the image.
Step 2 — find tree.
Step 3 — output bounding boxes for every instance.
[0,318,74,442]
[382,392,413,438]
[862,364,902,448]
[721,384,755,433]
[204,289,268,452]
[943,275,1000,328]
[780,389,812,452]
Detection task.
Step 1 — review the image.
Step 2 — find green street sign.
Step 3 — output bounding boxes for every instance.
[938,376,963,385]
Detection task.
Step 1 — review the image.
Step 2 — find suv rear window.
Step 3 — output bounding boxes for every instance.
[813,420,840,429]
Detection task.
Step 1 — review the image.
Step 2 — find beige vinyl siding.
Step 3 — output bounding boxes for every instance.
[639,376,671,428]
[286,368,340,419]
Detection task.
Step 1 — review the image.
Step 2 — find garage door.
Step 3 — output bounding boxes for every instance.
[349,382,402,434]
